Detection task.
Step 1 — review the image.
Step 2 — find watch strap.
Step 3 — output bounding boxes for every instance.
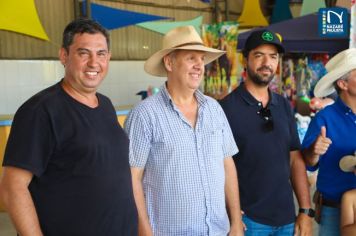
[299,208,315,218]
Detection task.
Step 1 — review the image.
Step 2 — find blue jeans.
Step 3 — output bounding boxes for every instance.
[319,206,340,236]
[243,215,295,236]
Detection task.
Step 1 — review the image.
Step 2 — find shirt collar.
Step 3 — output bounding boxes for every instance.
[336,97,354,114]
[237,82,278,106]
[160,83,207,108]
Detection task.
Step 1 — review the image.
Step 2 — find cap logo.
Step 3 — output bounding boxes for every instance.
[262,32,274,41]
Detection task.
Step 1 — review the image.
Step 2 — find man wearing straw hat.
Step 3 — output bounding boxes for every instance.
[124,26,245,235]
[302,48,356,236]
[220,29,313,236]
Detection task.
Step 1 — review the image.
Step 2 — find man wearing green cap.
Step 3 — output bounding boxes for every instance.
[220,29,313,235]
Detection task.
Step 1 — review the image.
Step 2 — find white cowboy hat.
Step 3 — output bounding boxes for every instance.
[314,48,356,98]
[144,25,225,77]
[339,153,356,172]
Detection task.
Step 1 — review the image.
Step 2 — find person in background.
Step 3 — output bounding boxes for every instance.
[124,25,245,235]
[340,189,356,236]
[302,48,356,236]
[0,18,137,236]
[220,29,313,236]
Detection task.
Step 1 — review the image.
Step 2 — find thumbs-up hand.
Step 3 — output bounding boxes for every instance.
[312,126,332,156]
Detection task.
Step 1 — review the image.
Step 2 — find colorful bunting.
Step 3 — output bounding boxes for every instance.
[83,1,170,30]
[238,0,268,27]
[0,0,49,41]
[137,16,203,35]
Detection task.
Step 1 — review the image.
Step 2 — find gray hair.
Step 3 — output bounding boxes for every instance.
[333,71,350,94]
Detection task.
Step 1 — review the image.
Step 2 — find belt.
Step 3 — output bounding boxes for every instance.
[322,198,340,208]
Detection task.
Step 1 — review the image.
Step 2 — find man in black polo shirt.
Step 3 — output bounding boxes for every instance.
[220,30,313,235]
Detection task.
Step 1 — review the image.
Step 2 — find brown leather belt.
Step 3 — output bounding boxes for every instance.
[322,198,340,208]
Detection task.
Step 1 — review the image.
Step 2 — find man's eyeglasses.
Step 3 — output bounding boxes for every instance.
[257,107,274,132]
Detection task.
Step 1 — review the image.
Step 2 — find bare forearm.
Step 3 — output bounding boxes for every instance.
[290,151,311,208]
[302,147,320,167]
[224,157,244,234]
[340,190,356,236]
[3,188,43,236]
[0,167,43,236]
[131,168,153,236]
[341,224,356,236]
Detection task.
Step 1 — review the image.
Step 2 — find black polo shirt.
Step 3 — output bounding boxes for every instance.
[220,83,300,226]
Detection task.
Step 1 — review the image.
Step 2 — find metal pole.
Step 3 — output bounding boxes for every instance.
[73,0,80,18]
[225,0,229,21]
[86,0,91,18]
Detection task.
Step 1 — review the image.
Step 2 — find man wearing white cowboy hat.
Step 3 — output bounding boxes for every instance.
[302,48,356,236]
[124,25,245,235]
[220,29,313,236]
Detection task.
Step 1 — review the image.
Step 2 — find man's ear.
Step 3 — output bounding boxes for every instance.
[59,48,67,66]
[242,56,247,69]
[336,79,348,91]
[163,54,173,72]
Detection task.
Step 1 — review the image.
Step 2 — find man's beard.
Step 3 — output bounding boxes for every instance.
[246,65,275,86]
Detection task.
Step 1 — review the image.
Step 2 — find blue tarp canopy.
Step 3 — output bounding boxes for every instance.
[237,13,349,54]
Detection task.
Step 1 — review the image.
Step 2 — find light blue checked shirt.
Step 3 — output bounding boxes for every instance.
[124,84,238,236]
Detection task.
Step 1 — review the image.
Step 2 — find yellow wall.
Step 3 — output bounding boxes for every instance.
[117,115,126,127]
[0,115,127,212]
[0,126,11,211]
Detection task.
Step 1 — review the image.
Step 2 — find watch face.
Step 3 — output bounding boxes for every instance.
[307,209,315,217]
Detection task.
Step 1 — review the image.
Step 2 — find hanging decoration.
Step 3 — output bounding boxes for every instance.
[270,0,293,24]
[0,0,49,41]
[238,0,268,27]
[82,1,170,30]
[137,16,203,35]
[202,22,239,99]
[300,0,326,16]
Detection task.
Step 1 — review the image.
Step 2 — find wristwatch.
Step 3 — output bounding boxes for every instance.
[299,208,315,218]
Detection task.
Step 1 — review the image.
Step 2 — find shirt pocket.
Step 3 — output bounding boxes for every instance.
[203,126,224,159]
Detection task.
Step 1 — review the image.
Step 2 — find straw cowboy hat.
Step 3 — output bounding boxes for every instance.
[314,48,356,97]
[339,152,356,172]
[144,25,225,77]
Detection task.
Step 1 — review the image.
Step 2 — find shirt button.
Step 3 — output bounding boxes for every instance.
[258,102,262,106]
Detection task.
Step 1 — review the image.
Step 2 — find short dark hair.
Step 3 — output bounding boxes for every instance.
[62,18,110,52]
